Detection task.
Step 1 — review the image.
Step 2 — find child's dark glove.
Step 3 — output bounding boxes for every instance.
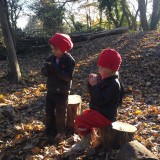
[41,66,50,77]
[41,62,52,77]
[44,62,56,73]
[44,62,52,70]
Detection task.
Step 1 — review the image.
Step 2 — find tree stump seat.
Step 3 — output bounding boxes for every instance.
[98,121,137,151]
[66,95,82,136]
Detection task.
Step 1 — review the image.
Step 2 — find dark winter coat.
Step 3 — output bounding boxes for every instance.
[41,53,75,95]
[88,75,124,121]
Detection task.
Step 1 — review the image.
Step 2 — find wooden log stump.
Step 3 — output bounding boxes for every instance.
[66,95,82,136]
[98,121,137,151]
[117,140,158,160]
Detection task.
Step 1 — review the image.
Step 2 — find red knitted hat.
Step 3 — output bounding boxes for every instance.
[97,48,122,71]
[49,33,73,53]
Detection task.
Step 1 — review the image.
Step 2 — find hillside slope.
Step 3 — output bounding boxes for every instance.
[0,31,159,159]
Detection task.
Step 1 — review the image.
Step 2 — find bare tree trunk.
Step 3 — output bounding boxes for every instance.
[107,3,119,27]
[0,0,21,83]
[150,0,160,30]
[128,7,139,31]
[86,14,90,30]
[121,0,132,29]
[121,0,138,30]
[138,0,149,31]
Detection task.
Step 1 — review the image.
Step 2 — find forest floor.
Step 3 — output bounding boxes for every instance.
[0,31,160,160]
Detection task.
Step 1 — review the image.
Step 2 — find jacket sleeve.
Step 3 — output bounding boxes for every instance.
[88,83,119,109]
[49,60,75,82]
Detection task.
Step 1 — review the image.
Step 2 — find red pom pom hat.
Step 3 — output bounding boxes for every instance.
[49,33,73,53]
[97,48,122,71]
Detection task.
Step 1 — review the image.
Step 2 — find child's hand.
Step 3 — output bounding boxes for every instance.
[88,73,98,86]
[44,62,56,73]
[44,62,52,70]
[41,67,50,77]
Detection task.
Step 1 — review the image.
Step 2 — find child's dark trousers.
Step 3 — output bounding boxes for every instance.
[45,91,68,136]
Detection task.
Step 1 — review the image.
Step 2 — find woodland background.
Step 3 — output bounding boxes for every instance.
[0,0,160,159]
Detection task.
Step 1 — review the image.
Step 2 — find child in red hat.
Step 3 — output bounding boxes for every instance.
[71,48,124,152]
[41,33,75,141]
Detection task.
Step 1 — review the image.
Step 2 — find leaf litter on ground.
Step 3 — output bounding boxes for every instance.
[0,31,159,159]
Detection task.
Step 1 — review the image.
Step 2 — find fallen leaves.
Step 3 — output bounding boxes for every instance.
[14,121,45,133]
[26,146,60,160]
[0,31,160,159]
[0,94,5,103]
[32,147,41,154]
[135,110,143,115]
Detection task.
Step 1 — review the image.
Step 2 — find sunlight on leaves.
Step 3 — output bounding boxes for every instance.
[38,84,46,91]
[32,147,41,154]
[135,110,143,115]
[0,94,5,103]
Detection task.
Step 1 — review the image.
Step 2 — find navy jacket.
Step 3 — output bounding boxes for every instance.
[88,75,124,121]
[41,53,75,95]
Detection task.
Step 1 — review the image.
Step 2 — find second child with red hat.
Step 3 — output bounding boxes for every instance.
[41,33,75,141]
[70,48,125,152]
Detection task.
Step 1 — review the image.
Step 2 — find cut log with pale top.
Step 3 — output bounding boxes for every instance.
[117,140,158,160]
[98,121,137,151]
[66,95,82,135]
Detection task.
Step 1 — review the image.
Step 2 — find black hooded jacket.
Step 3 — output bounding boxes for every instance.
[88,75,124,121]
